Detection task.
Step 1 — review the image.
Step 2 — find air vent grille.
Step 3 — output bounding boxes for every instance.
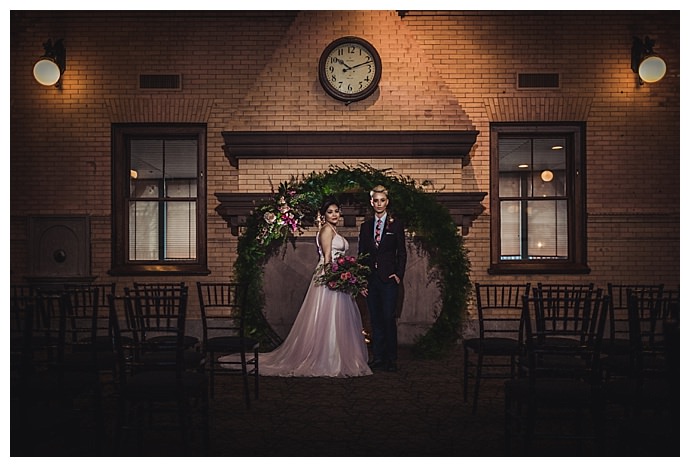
[517,73,560,89]
[139,74,182,90]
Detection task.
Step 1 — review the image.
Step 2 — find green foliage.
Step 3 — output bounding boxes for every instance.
[233,163,471,358]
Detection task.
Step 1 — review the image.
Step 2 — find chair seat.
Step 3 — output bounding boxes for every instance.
[601,354,633,375]
[82,335,134,351]
[123,370,207,398]
[24,335,61,350]
[539,354,589,372]
[146,335,199,349]
[62,351,116,370]
[505,377,594,406]
[207,336,260,353]
[140,350,206,369]
[601,353,666,377]
[601,338,631,355]
[17,368,101,398]
[603,374,672,406]
[464,337,519,355]
[543,336,581,347]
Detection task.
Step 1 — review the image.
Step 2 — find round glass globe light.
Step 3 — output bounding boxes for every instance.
[33,58,61,86]
[638,56,667,83]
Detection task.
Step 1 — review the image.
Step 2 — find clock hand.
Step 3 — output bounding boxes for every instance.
[334,58,353,71]
[350,60,373,70]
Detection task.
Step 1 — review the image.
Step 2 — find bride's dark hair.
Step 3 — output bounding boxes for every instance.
[319,196,341,216]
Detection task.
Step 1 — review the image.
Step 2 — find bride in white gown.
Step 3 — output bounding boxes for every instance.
[222,197,372,378]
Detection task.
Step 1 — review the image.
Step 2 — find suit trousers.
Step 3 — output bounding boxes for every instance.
[366,274,399,364]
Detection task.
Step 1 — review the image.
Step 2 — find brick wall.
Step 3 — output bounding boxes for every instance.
[10,11,680,323]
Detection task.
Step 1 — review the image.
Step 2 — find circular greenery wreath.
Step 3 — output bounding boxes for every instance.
[233,163,471,359]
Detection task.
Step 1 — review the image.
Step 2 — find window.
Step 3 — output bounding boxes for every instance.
[111,124,208,275]
[489,123,589,274]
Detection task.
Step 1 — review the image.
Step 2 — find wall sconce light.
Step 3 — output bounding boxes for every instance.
[33,38,66,88]
[540,170,554,182]
[631,36,666,84]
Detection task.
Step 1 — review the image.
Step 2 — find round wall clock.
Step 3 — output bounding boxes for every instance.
[318,36,382,103]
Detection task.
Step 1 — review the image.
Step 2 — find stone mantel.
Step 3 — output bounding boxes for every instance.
[221,130,479,168]
[214,191,486,236]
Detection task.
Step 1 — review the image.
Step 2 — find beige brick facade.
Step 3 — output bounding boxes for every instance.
[10,11,679,326]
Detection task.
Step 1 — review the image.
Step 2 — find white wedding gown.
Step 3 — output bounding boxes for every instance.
[220,230,372,378]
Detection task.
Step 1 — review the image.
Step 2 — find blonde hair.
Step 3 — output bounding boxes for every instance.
[369,185,388,198]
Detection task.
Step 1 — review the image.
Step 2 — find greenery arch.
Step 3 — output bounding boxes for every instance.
[233,164,471,358]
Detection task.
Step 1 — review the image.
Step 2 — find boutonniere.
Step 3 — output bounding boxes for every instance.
[387,216,395,225]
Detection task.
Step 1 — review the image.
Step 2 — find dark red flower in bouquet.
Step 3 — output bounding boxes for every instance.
[315,254,370,297]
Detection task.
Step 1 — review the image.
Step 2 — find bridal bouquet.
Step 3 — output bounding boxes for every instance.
[315,254,370,297]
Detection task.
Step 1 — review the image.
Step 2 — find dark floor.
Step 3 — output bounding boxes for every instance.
[10,344,679,457]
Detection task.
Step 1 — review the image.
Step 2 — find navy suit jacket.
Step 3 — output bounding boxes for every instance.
[358,215,407,283]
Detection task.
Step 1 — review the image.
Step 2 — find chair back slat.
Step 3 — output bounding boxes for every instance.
[606,283,664,342]
[196,282,248,348]
[627,288,666,352]
[521,289,609,381]
[127,283,188,348]
[474,282,531,340]
[122,286,189,369]
[533,284,595,342]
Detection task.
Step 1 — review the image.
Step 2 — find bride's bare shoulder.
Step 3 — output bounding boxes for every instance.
[318,224,335,238]
[319,223,338,235]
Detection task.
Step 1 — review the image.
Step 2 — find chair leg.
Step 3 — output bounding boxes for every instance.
[472,352,484,414]
[209,353,216,399]
[524,401,535,455]
[177,397,191,455]
[253,351,259,401]
[92,382,105,454]
[201,390,210,454]
[462,343,470,402]
[504,384,513,455]
[242,361,251,409]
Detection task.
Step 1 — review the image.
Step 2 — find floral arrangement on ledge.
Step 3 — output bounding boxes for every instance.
[233,163,472,359]
[315,254,371,297]
[255,181,309,247]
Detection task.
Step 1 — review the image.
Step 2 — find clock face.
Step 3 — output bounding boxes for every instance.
[318,37,382,103]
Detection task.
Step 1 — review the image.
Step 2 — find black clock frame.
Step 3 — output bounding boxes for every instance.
[318,36,382,104]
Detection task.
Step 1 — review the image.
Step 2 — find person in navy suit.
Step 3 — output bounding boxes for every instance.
[358,185,407,372]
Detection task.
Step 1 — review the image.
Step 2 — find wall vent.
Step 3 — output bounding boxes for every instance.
[516,73,560,89]
[138,74,182,90]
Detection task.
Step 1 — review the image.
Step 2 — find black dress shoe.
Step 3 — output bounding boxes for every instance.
[384,362,398,372]
[369,360,385,370]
